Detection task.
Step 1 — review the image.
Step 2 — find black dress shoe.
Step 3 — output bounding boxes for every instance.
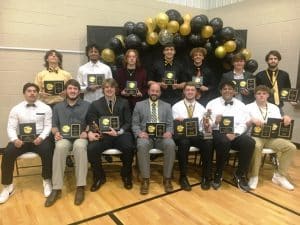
[74,186,85,205]
[90,177,106,192]
[201,177,211,190]
[179,176,192,191]
[212,174,222,190]
[45,190,61,207]
[122,176,133,190]
[233,173,250,192]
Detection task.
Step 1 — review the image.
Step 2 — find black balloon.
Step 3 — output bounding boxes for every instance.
[189,34,205,46]
[125,34,142,49]
[115,54,124,68]
[235,37,245,51]
[133,22,148,39]
[199,14,209,25]
[166,9,183,25]
[109,37,123,53]
[245,59,259,73]
[204,41,213,54]
[140,41,150,51]
[209,17,223,33]
[124,21,135,35]
[110,64,118,77]
[191,15,207,33]
[173,33,186,48]
[220,27,235,41]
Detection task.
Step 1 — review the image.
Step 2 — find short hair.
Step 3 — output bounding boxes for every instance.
[123,49,141,68]
[44,50,63,69]
[265,50,282,61]
[219,79,235,90]
[102,78,118,89]
[85,43,101,58]
[184,81,197,90]
[23,82,40,94]
[64,79,81,91]
[232,52,246,64]
[254,85,271,94]
[149,82,161,90]
[163,42,175,49]
[189,47,207,58]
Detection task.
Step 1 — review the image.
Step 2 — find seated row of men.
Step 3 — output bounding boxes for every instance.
[0,79,296,208]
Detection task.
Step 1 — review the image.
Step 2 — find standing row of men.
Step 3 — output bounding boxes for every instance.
[0,44,296,207]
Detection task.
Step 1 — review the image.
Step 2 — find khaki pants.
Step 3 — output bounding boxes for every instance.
[249,137,296,177]
[52,139,88,189]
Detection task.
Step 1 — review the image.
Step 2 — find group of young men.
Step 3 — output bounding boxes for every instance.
[0,43,296,208]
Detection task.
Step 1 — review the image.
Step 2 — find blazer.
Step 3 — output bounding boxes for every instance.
[86,96,131,132]
[221,70,255,104]
[132,99,173,137]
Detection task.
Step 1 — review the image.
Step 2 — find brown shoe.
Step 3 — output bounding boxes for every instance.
[163,178,173,193]
[140,178,149,195]
[74,186,85,206]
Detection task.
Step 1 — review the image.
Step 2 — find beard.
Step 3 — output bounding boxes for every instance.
[150,94,158,102]
[67,94,79,101]
[268,62,278,69]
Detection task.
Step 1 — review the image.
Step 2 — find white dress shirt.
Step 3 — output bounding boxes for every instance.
[246,101,281,123]
[77,61,112,102]
[172,99,209,132]
[7,100,52,142]
[206,97,249,135]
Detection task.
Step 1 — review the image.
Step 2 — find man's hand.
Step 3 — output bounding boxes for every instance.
[88,131,101,141]
[103,127,118,136]
[14,139,23,148]
[163,131,172,139]
[138,131,149,139]
[39,92,51,97]
[215,114,222,125]
[282,115,292,126]
[54,131,63,141]
[199,85,208,92]
[226,133,236,141]
[160,82,168,89]
[33,137,43,146]
[240,88,249,96]
[251,118,264,127]
[121,89,130,96]
[80,131,88,139]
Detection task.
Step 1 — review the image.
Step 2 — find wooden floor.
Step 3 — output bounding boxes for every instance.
[0,150,300,225]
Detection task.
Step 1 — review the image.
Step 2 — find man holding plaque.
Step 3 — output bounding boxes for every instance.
[0,83,53,204]
[77,44,112,103]
[87,78,134,191]
[187,47,219,106]
[221,53,255,104]
[116,49,148,111]
[246,85,296,190]
[148,42,189,105]
[34,50,72,107]
[132,82,176,194]
[172,82,213,191]
[45,79,90,207]
[206,80,255,192]
[256,50,292,112]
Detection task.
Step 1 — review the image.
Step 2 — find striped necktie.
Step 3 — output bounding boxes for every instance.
[151,102,158,122]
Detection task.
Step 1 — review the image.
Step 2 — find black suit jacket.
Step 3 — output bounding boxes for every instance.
[256,69,291,107]
[87,96,131,132]
[221,71,255,104]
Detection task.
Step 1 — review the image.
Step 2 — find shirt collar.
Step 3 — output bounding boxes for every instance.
[88,60,101,67]
[184,99,195,106]
[233,70,245,76]
[64,98,82,107]
[149,99,158,106]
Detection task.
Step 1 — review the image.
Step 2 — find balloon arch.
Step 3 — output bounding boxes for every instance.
[99,9,258,76]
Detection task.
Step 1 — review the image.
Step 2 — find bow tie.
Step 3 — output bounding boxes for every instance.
[224,101,233,106]
[164,60,173,66]
[26,103,36,107]
[48,67,59,73]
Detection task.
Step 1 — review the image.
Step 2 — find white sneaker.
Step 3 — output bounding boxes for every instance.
[0,184,14,204]
[43,179,52,197]
[272,173,294,191]
[248,176,258,190]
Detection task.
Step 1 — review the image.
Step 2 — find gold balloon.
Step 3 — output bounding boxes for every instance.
[201,25,213,39]
[183,14,192,22]
[114,34,125,48]
[180,23,191,36]
[241,48,252,61]
[224,40,237,53]
[215,46,226,58]
[145,17,156,32]
[146,32,159,45]
[156,12,169,29]
[167,20,179,34]
[101,48,115,63]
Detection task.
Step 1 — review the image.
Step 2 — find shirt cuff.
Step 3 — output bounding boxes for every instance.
[117,129,124,136]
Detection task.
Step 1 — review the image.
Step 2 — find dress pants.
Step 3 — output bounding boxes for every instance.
[212,131,255,177]
[52,139,88,189]
[136,137,176,178]
[1,138,53,185]
[176,136,213,178]
[87,132,134,180]
[249,137,296,177]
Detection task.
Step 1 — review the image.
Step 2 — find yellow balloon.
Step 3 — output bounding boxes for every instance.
[201,25,213,39]
[146,32,159,45]
[156,12,169,29]
[180,23,191,36]
[241,48,252,60]
[183,14,192,22]
[145,17,156,32]
[101,48,115,63]
[114,35,125,48]
[167,20,179,34]
[215,46,226,58]
[224,40,237,53]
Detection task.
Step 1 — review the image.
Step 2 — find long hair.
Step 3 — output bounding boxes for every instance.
[44,50,63,69]
[123,49,141,68]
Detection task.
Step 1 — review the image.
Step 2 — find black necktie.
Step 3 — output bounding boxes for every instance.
[109,100,113,112]
[26,103,36,107]
[225,101,233,106]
